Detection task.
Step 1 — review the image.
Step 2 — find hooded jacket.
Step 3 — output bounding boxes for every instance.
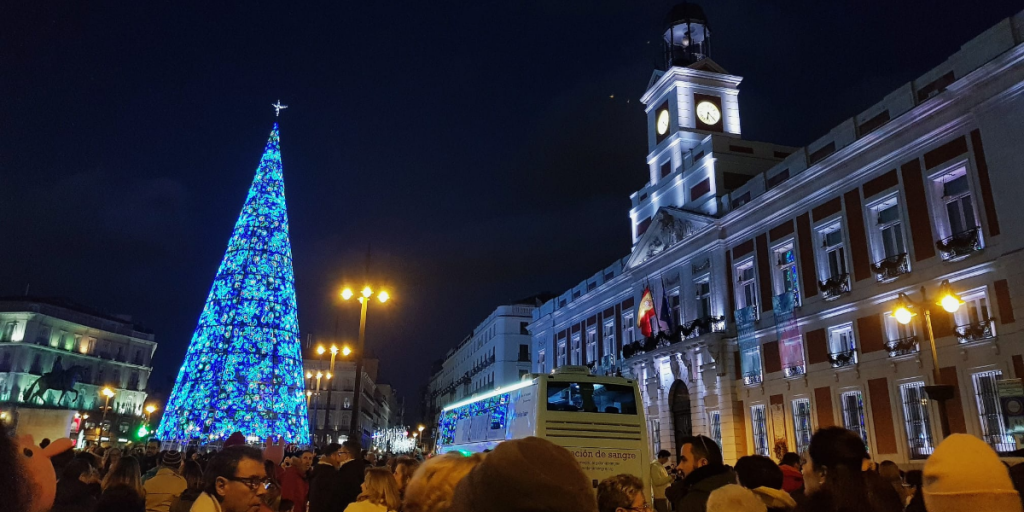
[671,465,738,512]
[779,464,803,493]
[751,486,797,511]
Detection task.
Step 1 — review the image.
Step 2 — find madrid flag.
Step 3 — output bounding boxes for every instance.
[637,287,657,338]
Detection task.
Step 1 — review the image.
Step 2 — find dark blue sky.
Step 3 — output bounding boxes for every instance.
[2,1,1020,418]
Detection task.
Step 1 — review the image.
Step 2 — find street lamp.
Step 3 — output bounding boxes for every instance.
[100,387,115,443]
[418,425,425,451]
[342,346,352,357]
[341,285,392,442]
[891,280,963,439]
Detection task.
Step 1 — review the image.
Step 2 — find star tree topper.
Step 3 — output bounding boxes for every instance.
[272,100,288,117]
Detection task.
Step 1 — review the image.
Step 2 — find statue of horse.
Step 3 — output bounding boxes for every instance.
[23,365,85,407]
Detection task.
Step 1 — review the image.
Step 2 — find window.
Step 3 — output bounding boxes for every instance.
[828,324,857,367]
[883,312,918,357]
[669,292,681,325]
[602,319,616,365]
[649,418,661,456]
[518,344,530,362]
[792,399,813,456]
[820,225,847,280]
[622,311,635,346]
[954,288,995,343]
[557,341,567,367]
[772,243,800,303]
[942,174,977,236]
[546,382,638,414]
[900,382,935,459]
[840,390,869,450]
[520,322,529,335]
[751,404,769,456]
[973,371,1015,452]
[571,332,582,365]
[695,278,712,319]
[36,327,51,346]
[537,350,546,374]
[875,201,907,259]
[740,341,762,385]
[1,322,14,342]
[586,326,598,364]
[735,260,758,313]
[709,410,722,448]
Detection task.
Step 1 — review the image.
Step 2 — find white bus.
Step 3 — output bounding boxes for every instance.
[435,366,651,495]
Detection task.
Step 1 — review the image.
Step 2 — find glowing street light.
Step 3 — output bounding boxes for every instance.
[100,388,115,442]
[341,284,393,441]
[890,280,963,439]
[342,346,352,357]
[145,405,157,415]
[317,345,326,355]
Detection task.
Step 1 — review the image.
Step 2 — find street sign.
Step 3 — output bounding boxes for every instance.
[997,378,1024,434]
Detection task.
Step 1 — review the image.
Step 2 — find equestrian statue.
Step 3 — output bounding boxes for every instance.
[23,357,85,407]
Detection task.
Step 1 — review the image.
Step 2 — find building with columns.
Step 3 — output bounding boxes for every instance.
[0,297,157,444]
[530,5,1024,465]
[303,356,394,447]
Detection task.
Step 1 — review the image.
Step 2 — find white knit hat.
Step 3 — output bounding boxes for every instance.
[923,434,1023,512]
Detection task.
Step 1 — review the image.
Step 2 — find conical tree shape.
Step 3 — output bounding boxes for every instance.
[157,123,309,444]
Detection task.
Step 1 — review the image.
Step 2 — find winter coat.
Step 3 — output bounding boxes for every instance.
[51,478,101,512]
[670,465,738,512]
[336,459,370,509]
[169,488,203,512]
[650,460,674,500]
[780,465,803,493]
[144,467,188,512]
[307,463,340,512]
[751,486,798,511]
[343,501,391,512]
[188,492,222,512]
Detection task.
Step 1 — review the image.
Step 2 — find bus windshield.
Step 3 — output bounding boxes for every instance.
[546,381,637,414]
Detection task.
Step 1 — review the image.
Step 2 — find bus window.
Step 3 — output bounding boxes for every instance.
[546,382,637,414]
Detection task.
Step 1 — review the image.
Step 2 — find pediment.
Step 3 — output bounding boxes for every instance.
[627,207,714,269]
[647,70,666,90]
[688,57,729,74]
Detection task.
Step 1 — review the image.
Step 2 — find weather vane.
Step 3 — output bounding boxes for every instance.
[272,100,288,117]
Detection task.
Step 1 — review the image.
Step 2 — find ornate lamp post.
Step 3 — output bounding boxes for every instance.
[891,279,963,439]
[341,286,390,443]
[100,387,115,443]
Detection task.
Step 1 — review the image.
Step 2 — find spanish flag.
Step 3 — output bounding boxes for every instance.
[637,286,657,338]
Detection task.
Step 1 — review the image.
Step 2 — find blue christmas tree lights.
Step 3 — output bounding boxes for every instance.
[157,123,310,444]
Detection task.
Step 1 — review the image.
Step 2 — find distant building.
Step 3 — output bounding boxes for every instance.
[303,356,394,447]
[0,297,156,444]
[424,301,537,447]
[531,5,1024,465]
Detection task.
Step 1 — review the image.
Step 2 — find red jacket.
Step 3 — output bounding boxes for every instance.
[780,464,804,493]
[279,465,310,512]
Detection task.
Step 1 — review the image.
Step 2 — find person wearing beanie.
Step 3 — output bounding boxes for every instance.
[448,437,597,512]
[707,484,767,512]
[923,433,1023,512]
[143,450,187,512]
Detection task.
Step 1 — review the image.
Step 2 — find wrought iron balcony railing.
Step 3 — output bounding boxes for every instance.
[937,227,982,262]
[743,371,763,386]
[884,335,919,357]
[682,316,727,339]
[783,364,806,378]
[956,318,996,344]
[818,273,851,301]
[828,349,857,368]
[871,253,910,283]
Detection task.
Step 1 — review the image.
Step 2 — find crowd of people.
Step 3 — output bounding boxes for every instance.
[3,422,1024,512]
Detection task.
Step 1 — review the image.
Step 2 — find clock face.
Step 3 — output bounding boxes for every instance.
[656,109,670,136]
[696,101,721,126]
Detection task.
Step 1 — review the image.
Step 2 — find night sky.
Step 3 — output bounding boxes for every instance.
[3,1,1020,418]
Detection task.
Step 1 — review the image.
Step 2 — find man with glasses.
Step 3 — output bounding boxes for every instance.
[597,474,649,512]
[191,446,269,512]
[669,436,736,512]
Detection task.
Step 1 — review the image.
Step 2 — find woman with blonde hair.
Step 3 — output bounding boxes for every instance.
[101,455,144,496]
[403,453,485,512]
[344,467,402,512]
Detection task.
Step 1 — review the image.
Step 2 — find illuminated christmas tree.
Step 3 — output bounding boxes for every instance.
[157,123,309,444]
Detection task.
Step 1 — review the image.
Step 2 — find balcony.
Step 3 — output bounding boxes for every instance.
[828,349,857,368]
[956,318,996,344]
[871,253,910,283]
[743,372,763,386]
[937,227,982,262]
[884,335,919,357]
[783,365,805,378]
[818,273,851,301]
[682,316,726,339]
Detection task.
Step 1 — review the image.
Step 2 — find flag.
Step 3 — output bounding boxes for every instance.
[659,286,674,333]
[637,286,657,338]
